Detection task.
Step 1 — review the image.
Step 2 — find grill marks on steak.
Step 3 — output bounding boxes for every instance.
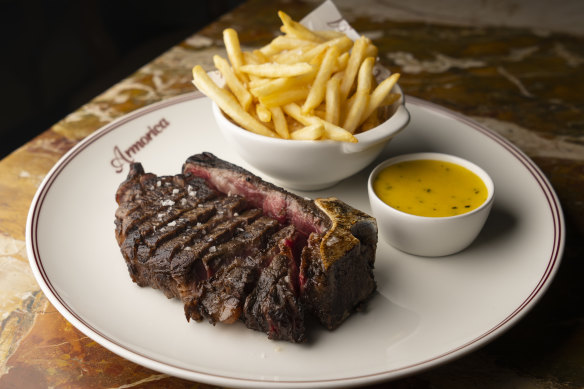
[243,225,305,341]
[188,224,298,329]
[115,163,306,342]
[115,153,377,343]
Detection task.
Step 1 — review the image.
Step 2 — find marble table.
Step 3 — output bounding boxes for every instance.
[1,0,583,387]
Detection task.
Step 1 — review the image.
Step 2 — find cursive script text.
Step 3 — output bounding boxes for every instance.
[111,117,170,173]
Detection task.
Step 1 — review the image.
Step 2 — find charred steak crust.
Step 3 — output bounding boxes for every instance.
[115,153,377,342]
[301,198,378,330]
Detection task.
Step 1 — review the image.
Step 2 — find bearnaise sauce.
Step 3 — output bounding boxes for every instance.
[373,159,488,217]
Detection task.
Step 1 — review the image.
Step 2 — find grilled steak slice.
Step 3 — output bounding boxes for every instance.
[115,153,377,342]
[183,152,377,331]
[115,164,251,301]
[243,226,305,342]
[188,224,306,342]
[184,215,280,322]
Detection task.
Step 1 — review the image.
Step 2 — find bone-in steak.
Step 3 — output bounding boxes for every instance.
[114,152,377,342]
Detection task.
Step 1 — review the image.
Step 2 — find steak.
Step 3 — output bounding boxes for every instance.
[114,152,377,342]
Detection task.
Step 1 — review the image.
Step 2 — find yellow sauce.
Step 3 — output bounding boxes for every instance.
[373,159,488,217]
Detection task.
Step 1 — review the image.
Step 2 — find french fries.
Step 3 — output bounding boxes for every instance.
[343,56,374,133]
[278,10,324,43]
[191,10,402,142]
[240,62,314,78]
[213,55,252,110]
[223,28,247,83]
[192,66,277,138]
[302,46,339,114]
[325,72,343,125]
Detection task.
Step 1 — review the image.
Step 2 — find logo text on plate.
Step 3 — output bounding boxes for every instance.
[111,117,170,173]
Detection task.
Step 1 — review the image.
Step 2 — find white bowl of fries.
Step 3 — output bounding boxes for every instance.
[193,10,411,190]
[211,91,409,191]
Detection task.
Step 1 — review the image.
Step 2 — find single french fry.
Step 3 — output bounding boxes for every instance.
[192,65,277,138]
[213,55,253,111]
[282,102,318,126]
[365,43,378,59]
[302,46,339,114]
[325,72,343,125]
[256,103,272,122]
[361,73,400,122]
[357,57,375,93]
[260,35,316,57]
[291,123,324,140]
[344,92,369,133]
[340,36,370,100]
[250,103,276,130]
[240,62,313,78]
[321,120,358,142]
[259,87,310,108]
[223,28,247,82]
[343,57,375,133]
[278,10,324,43]
[314,30,346,40]
[269,106,289,139]
[249,68,316,97]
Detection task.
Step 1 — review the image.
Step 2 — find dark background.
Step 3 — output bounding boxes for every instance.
[0,0,245,159]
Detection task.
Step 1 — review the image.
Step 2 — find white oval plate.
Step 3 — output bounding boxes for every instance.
[26,92,564,388]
